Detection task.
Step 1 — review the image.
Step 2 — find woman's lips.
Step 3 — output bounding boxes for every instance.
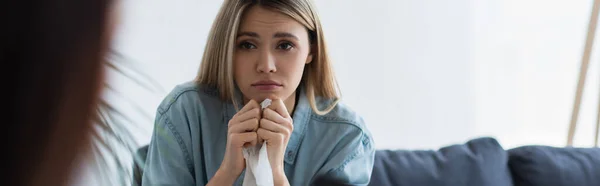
[252,84,281,90]
[251,80,282,91]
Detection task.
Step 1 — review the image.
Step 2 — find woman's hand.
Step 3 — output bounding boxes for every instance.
[257,99,293,186]
[210,100,261,185]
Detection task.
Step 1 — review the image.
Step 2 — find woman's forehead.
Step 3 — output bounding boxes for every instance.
[238,6,306,36]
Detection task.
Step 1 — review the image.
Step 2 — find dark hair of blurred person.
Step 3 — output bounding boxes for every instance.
[3,0,117,185]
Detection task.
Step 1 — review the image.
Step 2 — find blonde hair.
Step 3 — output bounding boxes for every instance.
[195,0,340,115]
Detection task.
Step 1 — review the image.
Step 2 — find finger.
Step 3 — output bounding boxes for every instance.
[257,128,284,145]
[236,99,260,116]
[262,108,287,123]
[230,132,258,147]
[231,107,261,125]
[244,136,258,148]
[257,136,264,145]
[267,99,290,118]
[259,118,291,135]
[229,118,259,133]
[262,109,293,130]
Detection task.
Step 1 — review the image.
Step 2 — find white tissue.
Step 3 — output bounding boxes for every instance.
[242,99,274,186]
[260,99,272,110]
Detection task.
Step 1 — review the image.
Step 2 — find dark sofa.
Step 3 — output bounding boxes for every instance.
[132,137,600,186]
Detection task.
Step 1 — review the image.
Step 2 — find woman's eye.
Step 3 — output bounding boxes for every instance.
[239,42,256,50]
[277,42,294,50]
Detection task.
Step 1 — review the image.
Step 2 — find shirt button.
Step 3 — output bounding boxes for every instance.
[287,151,293,158]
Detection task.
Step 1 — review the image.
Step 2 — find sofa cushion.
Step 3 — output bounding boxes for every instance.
[508,146,600,186]
[369,137,513,186]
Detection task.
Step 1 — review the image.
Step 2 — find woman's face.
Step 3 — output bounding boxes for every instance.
[234,5,313,103]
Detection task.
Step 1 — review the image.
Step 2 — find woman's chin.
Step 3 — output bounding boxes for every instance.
[248,93,280,103]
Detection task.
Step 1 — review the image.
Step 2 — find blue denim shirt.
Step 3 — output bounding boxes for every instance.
[142,82,375,185]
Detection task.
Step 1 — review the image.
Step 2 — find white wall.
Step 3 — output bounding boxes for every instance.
[470,0,600,149]
[110,0,600,152]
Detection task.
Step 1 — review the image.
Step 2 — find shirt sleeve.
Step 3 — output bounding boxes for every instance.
[142,111,195,186]
[313,128,376,186]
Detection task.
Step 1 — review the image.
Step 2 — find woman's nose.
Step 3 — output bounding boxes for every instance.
[256,49,276,73]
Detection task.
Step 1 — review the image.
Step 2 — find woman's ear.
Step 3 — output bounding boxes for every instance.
[305,53,313,64]
[305,44,315,64]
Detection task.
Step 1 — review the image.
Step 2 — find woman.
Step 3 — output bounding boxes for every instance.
[142,0,375,185]
[5,0,117,185]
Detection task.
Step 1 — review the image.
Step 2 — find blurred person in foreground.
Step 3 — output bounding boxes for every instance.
[3,0,118,185]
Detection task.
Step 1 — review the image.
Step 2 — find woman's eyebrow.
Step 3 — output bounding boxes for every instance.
[274,32,299,40]
[237,31,299,40]
[237,31,259,38]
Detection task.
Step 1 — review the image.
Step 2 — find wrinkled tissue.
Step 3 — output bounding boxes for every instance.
[242,99,273,186]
